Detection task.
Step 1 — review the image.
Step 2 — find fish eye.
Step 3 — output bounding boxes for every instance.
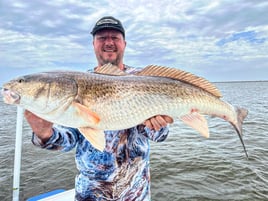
[18,78,25,83]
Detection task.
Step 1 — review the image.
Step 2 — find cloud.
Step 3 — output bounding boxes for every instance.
[216,31,266,46]
[0,0,267,83]
[0,28,91,69]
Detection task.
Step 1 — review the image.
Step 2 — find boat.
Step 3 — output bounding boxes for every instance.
[27,189,75,201]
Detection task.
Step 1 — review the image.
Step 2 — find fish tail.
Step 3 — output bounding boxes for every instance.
[232,107,249,158]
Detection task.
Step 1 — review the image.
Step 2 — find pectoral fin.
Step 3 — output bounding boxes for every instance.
[79,127,106,151]
[180,112,209,138]
[72,102,100,125]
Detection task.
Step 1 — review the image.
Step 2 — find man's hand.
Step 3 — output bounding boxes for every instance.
[143,115,173,131]
[24,110,53,142]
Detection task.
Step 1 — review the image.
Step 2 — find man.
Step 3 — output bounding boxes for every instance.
[25,16,173,201]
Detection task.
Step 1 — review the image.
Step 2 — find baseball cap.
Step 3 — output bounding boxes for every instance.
[91,16,125,38]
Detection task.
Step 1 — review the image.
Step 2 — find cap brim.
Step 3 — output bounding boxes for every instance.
[91,26,124,36]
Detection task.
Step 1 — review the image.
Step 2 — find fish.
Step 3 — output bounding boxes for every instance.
[1,64,248,157]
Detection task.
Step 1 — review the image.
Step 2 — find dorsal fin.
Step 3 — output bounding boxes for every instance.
[135,65,222,98]
[94,63,127,76]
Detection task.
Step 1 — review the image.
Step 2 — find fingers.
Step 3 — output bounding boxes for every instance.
[150,116,162,131]
[24,110,48,125]
[144,119,153,130]
[143,115,174,131]
[162,115,174,124]
[24,110,53,140]
[24,110,37,121]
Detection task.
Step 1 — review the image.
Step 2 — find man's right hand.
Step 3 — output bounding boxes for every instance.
[24,110,53,142]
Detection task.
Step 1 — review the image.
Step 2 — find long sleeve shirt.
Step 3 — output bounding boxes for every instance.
[32,66,170,201]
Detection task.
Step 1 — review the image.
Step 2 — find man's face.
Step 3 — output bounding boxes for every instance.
[93,29,126,67]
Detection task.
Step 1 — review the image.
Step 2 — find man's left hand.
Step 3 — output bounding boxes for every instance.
[143,115,174,131]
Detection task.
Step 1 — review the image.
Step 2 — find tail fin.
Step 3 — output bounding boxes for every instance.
[232,107,249,158]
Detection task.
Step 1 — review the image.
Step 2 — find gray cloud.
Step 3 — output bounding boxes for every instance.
[0,0,267,83]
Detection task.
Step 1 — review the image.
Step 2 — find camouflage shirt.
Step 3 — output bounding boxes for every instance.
[32,66,170,201]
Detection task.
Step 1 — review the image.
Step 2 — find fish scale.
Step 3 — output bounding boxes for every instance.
[83,75,231,130]
[1,64,248,157]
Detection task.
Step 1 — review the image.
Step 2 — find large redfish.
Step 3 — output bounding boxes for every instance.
[1,64,248,157]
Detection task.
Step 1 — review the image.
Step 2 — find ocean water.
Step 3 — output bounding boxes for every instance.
[0,81,267,201]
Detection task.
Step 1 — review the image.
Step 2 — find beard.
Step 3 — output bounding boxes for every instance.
[98,52,123,66]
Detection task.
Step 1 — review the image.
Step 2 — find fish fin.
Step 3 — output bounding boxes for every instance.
[231,107,249,158]
[135,65,222,98]
[94,63,128,76]
[79,127,105,151]
[180,112,210,138]
[72,102,100,124]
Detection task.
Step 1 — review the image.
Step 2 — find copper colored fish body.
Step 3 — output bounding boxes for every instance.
[1,64,248,156]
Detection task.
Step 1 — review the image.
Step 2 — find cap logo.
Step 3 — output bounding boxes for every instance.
[97,18,118,25]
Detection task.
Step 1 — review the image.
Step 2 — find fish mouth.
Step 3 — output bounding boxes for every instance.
[1,88,20,104]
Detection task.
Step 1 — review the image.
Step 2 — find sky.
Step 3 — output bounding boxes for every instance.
[0,0,268,84]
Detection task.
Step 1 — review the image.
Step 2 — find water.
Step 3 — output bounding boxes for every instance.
[0,81,268,201]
